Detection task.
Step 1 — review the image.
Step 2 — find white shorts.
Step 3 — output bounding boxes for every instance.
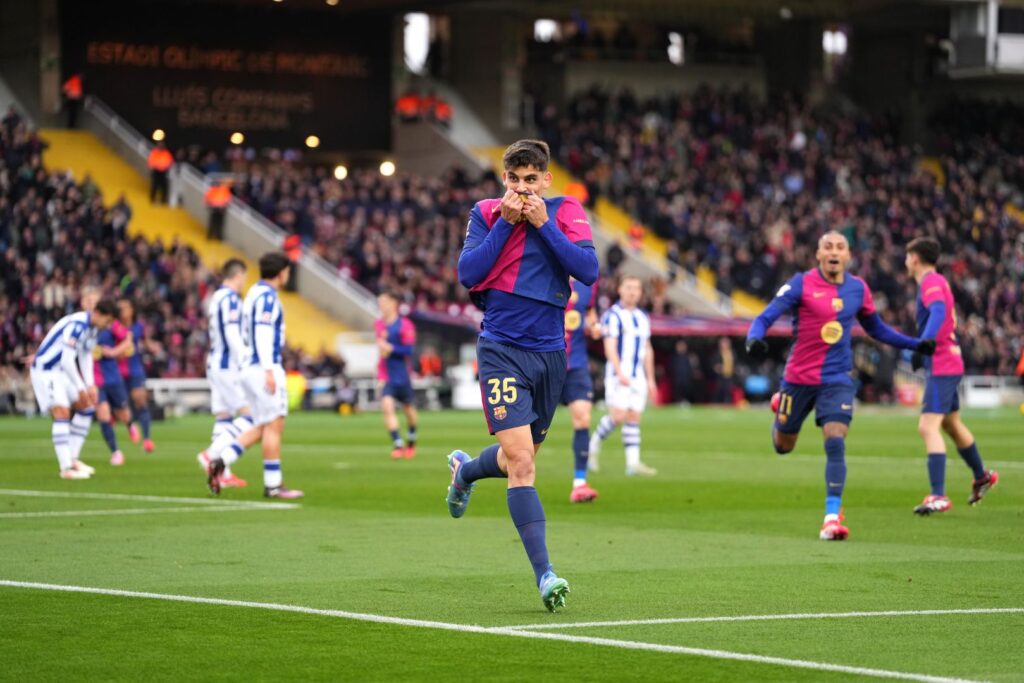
[604,374,648,413]
[31,368,76,414]
[208,367,248,416]
[241,365,288,426]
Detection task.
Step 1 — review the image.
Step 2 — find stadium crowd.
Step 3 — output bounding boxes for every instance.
[540,86,1023,375]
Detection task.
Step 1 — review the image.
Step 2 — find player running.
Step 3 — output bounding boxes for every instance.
[198,252,303,499]
[562,277,601,502]
[904,237,998,515]
[745,231,935,541]
[446,139,598,611]
[589,275,658,476]
[375,290,419,459]
[93,318,135,466]
[117,298,155,453]
[29,298,116,478]
[201,259,252,489]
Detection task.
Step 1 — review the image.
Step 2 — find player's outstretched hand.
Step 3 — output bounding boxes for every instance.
[500,190,524,224]
[522,195,549,228]
[916,339,936,356]
[745,337,769,360]
[911,352,924,372]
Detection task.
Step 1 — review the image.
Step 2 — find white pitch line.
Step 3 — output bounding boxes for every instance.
[0,580,984,683]
[506,607,1024,631]
[0,489,296,509]
[0,505,299,519]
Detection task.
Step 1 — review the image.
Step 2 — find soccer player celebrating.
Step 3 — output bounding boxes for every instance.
[562,277,601,502]
[118,299,155,453]
[447,139,598,611]
[745,231,935,540]
[202,259,252,489]
[375,291,419,459]
[29,298,116,478]
[198,252,303,499]
[905,237,998,514]
[589,275,658,476]
[93,319,135,466]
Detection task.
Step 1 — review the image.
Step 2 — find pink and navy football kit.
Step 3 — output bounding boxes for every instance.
[376,316,417,404]
[119,321,147,390]
[458,195,598,442]
[95,322,129,408]
[560,279,597,405]
[748,268,920,432]
[916,271,964,414]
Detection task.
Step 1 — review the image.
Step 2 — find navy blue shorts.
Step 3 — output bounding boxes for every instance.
[774,381,854,434]
[477,337,567,444]
[99,379,129,409]
[560,367,594,405]
[124,373,146,391]
[922,375,961,414]
[382,382,415,405]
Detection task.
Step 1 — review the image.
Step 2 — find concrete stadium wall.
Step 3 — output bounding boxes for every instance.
[564,61,767,99]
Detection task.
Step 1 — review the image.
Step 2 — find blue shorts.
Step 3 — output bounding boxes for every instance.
[382,382,415,405]
[922,375,961,414]
[560,367,594,405]
[124,373,146,391]
[98,379,129,409]
[477,337,567,444]
[774,381,854,434]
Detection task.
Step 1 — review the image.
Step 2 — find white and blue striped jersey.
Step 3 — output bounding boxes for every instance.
[602,303,651,380]
[32,311,95,390]
[207,286,246,371]
[242,280,285,369]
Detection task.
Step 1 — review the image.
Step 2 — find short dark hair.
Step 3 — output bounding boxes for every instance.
[907,237,941,266]
[95,299,117,316]
[259,251,291,279]
[378,289,400,302]
[222,258,247,279]
[503,139,550,172]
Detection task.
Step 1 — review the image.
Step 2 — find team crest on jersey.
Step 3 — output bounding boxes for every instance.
[831,298,844,312]
[820,321,843,345]
[565,309,582,331]
[493,405,507,421]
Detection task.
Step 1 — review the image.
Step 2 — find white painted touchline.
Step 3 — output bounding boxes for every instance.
[0,580,985,683]
[0,505,299,519]
[0,489,297,509]
[506,607,1024,630]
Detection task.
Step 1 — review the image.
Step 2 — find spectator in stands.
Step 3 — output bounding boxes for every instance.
[711,337,735,404]
[204,179,231,240]
[61,73,83,129]
[147,141,174,204]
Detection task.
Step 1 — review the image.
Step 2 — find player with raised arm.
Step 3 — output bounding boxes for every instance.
[745,231,935,540]
[589,276,659,476]
[904,237,998,514]
[200,259,252,489]
[29,298,116,479]
[562,277,601,502]
[198,252,303,499]
[446,139,599,611]
[117,299,155,453]
[375,290,419,459]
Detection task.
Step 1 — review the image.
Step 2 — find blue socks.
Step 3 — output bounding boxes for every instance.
[957,442,986,480]
[457,444,506,486]
[927,453,947,496]
[137,407,152,439]
[389,429,402,447]
[508,486,551,586]
[407,426,417,446]
[572,428,589,481]
[100,421,119,453]
[824,437,846,515]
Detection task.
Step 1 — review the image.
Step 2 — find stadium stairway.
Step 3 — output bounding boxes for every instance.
[473,146,765,317]
[39,129,349,353]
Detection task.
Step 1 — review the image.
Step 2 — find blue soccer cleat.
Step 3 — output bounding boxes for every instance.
[539,570,570,612]
[445,450,474,518]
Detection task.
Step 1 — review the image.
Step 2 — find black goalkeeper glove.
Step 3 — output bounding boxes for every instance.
[746,338,769,360]
[911,352,924,372]
[916,339,936,356]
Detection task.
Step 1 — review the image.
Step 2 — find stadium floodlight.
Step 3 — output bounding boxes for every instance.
[404,13,429,74]
[230,132,244,145]
[823,30,848,56]
[305,135,320,149]
[534,19,558,43]
[668,32,685,65]
[151,129,165,142]
[379,160,396,177]
[333,165,348,181]
[326,0,338,4]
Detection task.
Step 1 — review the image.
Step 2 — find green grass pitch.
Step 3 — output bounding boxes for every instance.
[1,405,1022,681]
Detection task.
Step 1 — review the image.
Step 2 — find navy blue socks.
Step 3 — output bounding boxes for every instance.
[507,486,551,586]
[457,444,506,486]
[572,428,589,481]
[824,436,846,516]
[957,442,986,480]
[927,452,947,496]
